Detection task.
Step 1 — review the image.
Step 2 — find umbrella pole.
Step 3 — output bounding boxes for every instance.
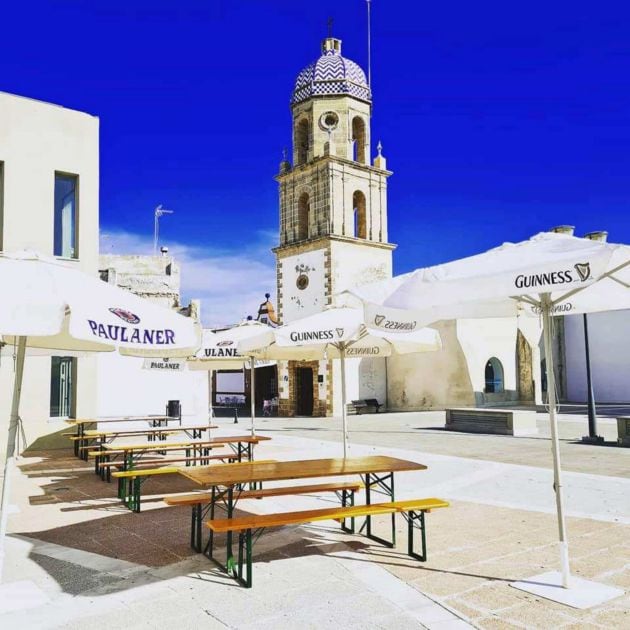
[249,357,256,437]
[541,296,571,588]
[340,347,348,458]
[0,335,26,581]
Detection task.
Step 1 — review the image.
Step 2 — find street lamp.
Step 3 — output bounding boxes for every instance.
[154,205,174,256]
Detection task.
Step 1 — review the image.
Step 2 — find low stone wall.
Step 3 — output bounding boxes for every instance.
[617,417,630,447]
[445,408,538,437]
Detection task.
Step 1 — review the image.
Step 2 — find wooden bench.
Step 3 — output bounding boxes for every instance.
[445,408,538,436]
[112,467,179,512]
[207,497,449,587]
[347,398,382,415]
[164,481,364,552]
[97,452,241,482]
[112,459,277,512]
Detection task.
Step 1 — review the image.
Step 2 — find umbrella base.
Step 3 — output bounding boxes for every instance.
[510,571,623,609]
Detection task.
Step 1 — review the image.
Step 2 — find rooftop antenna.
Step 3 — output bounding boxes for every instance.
[327,16,334,38]
[366,0,372,89]
[154,204,174,256]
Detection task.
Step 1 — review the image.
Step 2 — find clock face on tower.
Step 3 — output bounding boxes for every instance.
[279,250,326,323]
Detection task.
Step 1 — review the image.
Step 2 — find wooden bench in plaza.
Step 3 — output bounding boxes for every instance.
[206,497,449,587]
[112,456,276,512]
[96,451,240,482]
[445,408,538,436]
[164,480,364,552]
[347,398,382,415]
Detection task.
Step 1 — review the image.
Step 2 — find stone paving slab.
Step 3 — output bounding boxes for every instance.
[1,417,628,628]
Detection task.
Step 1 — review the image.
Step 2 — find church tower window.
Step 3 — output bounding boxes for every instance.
[297,192,310,240]
[296,119,309,165]
[353,190,367,239]
[352,116,367,164]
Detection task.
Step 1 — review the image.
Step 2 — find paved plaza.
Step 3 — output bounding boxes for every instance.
[1,409,628,629]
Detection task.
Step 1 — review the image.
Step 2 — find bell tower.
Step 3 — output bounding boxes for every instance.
[274,36,395,417]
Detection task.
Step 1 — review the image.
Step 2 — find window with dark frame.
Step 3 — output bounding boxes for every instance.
[54,173,78,258]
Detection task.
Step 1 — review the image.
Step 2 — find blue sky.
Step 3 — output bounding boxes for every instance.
[2,1,629,324]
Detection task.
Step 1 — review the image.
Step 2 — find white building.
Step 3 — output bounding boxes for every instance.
[97,253,208,422]
[0,91,100,442]
[564,310,630,404]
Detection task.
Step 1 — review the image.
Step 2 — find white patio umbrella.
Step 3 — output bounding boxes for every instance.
[187,320,274,436]
[0,251,200,579]
[237,306,441,457]
[345,231,630,599]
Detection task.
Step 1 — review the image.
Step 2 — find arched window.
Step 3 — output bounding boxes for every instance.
[351,116,367,164]
[295,119,309,165]
[484,357,504,393]
[297,193,310,241]
[353,191,367,239]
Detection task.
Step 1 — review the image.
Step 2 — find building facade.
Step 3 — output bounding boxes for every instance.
[97,252,208,421]
[0,91,100,442]
[273,38,543,416]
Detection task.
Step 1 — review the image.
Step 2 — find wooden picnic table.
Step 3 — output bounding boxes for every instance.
[179,455,426,569]
[96,435,271,476]
[75,423,217,460]
[67,415,179,456]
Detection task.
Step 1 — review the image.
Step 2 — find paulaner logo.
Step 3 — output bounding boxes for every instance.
[88,320,175,345]
[514,262,591,289]
[289,330,334,342]
[109,308,140,324]
[205,347,239,357]
[217,340,234,347]
[373,314,417,331]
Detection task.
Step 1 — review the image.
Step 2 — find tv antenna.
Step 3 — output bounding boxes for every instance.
[366,0,372,89]
[154,205,174,255]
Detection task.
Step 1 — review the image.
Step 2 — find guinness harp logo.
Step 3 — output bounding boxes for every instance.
[335,328,345,338]
[574,262,591,282]
[374,315,386,327]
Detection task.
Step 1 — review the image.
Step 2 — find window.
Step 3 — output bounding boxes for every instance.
[484,357,504,394]
[295,119,309,165]
[0,161,4,250]
[54,173,78,258]
[297,192,310,240]
[50,357,76,418]
[352,116,367,164]
[353,190,367,239]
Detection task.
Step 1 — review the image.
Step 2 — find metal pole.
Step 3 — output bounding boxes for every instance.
[0,335,26,581]
[249,356,256,437]
[582,314,603,443]
[541,295,571,588]
[366,0,372,90]
[340,346,348,458]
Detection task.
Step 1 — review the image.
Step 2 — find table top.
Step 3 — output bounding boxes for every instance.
[179,455,426,487]
[84,424,217,437]
[69,416,173,425]
[102,434,271,451]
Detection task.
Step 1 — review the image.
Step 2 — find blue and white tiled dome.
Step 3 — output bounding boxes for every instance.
[291,38,371,105]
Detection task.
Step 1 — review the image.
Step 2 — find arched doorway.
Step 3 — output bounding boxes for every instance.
[484,357,504,393]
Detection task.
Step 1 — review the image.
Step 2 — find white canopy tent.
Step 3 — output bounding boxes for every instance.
[345,232,630,605]
[238,306,441,457]
[187,320,274,436]
[0,251,200,580]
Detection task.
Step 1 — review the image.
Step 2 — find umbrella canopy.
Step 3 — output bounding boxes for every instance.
[345,232,630,590]
[348,232,630,331]
[0,251,200,354]
[187,320,275,435]
[0,251,201,580]
[238,307,441,456]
